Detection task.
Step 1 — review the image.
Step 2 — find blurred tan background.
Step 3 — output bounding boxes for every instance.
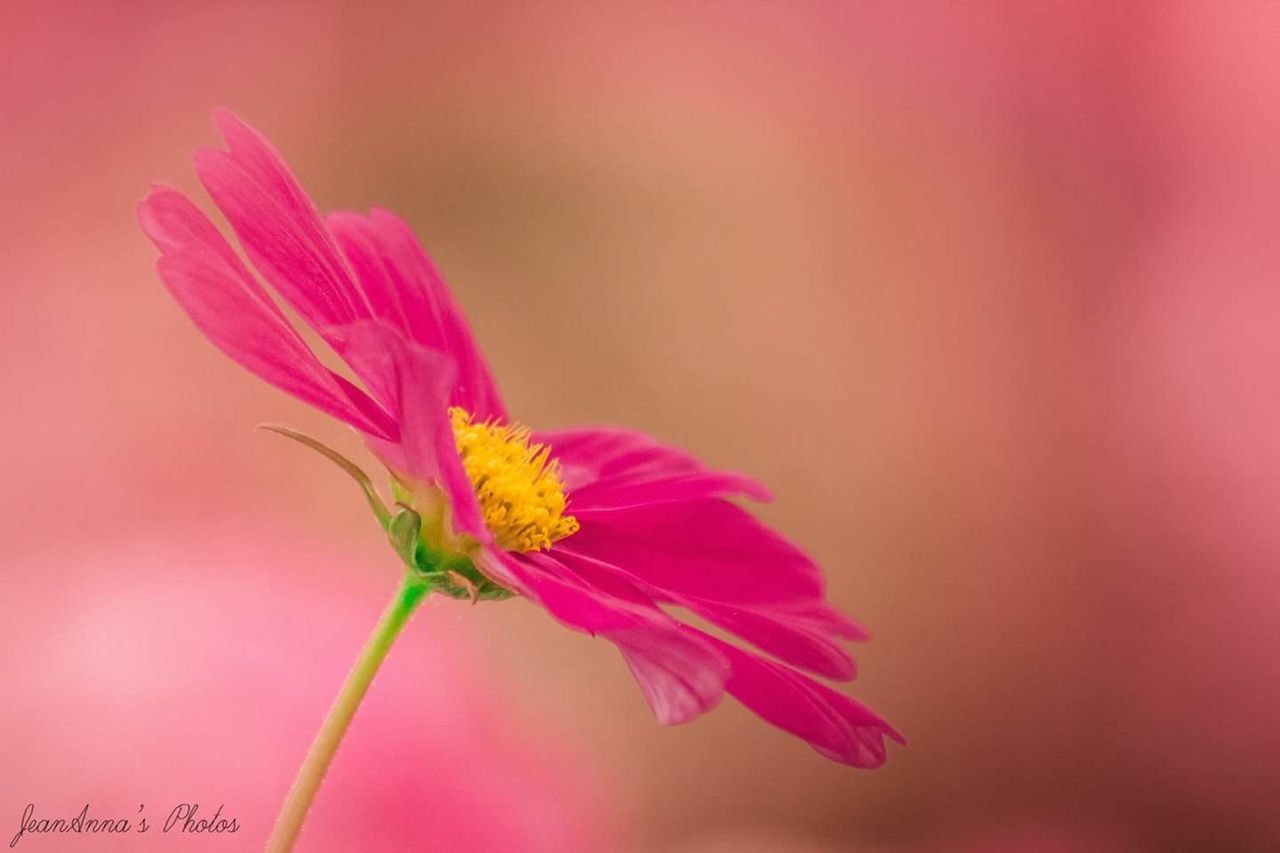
[4,2,1280,850]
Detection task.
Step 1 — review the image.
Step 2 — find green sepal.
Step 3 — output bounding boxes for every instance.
[259,425,391,529]
[387,507,423,565]
[405,544,514,601]
[431,557,516,601]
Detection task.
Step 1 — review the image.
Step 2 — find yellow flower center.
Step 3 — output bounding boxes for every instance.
[449,407,579,552]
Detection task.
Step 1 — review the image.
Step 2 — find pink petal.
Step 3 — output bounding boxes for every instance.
[480,549,729,725]
[335,322,489,543]
[482,549,651,631]
[614,627,728,726]
[678,598,863,680]
[137,186,396,439]
[194,111,371,348]
[689,628,904,768]
[539,427,770,509]
[328,209,507,421]
[563,499,824,605]
[326,211,419,339]
[554,546,861,680]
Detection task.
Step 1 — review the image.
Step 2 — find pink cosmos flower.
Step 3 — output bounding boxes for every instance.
[138,110,901,768]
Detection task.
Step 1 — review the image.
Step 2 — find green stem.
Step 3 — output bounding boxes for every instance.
[266,575,430,852]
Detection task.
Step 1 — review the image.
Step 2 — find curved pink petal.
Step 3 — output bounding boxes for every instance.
[554,545,860,680]
[539,427,770,509]
[565,498,823,605]
[194,111,371,345]
[614,627,728,726]
[480,549,729,725]
[679,598,863,680]
[137,186,396,439]
[689,628,904,768]
[335,322,489,543]
[326,212,420,345]
[328,209,506,421]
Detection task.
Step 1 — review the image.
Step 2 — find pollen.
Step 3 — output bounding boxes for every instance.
[449,407,580,552]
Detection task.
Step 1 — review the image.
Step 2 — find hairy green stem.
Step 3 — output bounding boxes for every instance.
[266,575,430,852]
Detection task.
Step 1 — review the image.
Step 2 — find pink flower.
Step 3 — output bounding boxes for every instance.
[138,110,901,767]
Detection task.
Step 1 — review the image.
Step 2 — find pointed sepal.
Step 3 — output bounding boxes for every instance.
[258,425,392,528]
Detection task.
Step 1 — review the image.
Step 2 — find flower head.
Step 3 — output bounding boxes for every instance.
[138,110,902,767]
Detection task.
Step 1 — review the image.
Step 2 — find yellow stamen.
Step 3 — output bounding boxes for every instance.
[449,407,579,552]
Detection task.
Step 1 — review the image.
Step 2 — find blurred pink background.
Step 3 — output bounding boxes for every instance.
[4,2,1280,850]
